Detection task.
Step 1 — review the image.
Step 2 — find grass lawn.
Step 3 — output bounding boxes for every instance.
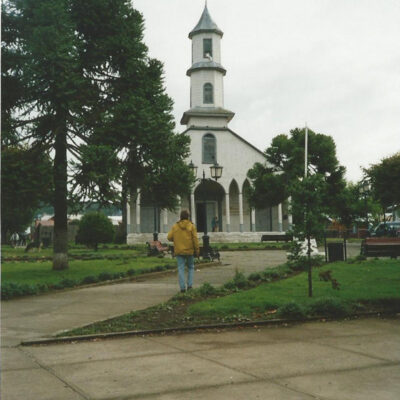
[189,259,400,317]
[1,255,176,299]
[1,244,147,259]
[61,258,400,337]
[2,257,173,286]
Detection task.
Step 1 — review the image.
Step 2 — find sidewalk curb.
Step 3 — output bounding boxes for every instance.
[20,311,398,346]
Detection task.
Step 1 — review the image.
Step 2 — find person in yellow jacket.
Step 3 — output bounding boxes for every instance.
[167,209,200,292]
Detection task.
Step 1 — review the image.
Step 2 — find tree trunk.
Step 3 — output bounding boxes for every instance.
[53,121,69,270]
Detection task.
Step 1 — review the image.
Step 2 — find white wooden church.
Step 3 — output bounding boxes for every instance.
[127,4,291,244]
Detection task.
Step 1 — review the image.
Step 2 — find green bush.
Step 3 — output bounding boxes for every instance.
[1,282,39,299]
[248,272,262,282]
[199,282,217,297]
[81,275,98,285]
[308,297,350,318]
[76,212,114,251]
[277,302,306,319]
[59,278,77,288]
[98,272,113,281]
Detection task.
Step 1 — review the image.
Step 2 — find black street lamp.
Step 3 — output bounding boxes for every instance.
[360,181,370,231]
[189,161,223,259]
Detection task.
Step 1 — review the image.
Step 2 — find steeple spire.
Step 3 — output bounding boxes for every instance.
[189,2,223,39]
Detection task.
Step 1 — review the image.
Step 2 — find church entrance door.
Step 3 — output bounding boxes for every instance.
[196,202,216,233]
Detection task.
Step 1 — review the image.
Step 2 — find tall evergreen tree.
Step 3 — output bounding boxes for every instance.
[2,0,192,269]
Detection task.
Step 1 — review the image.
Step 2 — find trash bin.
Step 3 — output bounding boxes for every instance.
[327,242,344,262]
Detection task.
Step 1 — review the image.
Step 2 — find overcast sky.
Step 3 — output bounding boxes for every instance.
[133,0,400,182]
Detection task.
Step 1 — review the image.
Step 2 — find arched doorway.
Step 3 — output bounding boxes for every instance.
[194,180,225,233]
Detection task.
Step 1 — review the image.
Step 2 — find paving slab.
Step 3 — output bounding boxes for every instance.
[24,337,179,366]
[195,339,387,379]
[148,380,317,400]
[1,347,40,371]
[282,364,400,400]
[1,368,85,400]
[310,332,400,362]
[50,351,255,399]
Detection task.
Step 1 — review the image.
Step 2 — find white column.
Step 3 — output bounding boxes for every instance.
[278,203,283,232]
[239,192,244,232]
[190,192,196,226]
[136,190,141,234]
[288,197,293,231]
[126,193,131,235]
[251,207,256,232]
[162,209,168,233]
[225,192,230,232]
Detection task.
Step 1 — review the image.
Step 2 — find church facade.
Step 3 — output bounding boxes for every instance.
[127,5,291,244]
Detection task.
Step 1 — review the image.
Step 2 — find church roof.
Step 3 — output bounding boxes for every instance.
[182,126,266,158]
[189,5,223,38]
[187,60,226,76]
[181,107,234,125]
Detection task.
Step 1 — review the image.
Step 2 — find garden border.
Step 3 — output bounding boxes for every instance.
[20,312,397,346]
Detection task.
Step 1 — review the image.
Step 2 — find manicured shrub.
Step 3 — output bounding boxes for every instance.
[127,269,136,276]
[248,272,262,282]
[308,297,350,318]
[277,302,306,319]
[199,282,217,297]
[1,282,39,299]
[76,212,114,251]
[81,275,98,284]
[98,272,113,281]
[59,278,77,288]
[233,270,249,289]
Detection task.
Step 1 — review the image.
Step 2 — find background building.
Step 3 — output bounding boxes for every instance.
[127,5,290,244]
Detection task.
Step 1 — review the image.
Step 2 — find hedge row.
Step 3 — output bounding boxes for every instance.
[1,264,175,300]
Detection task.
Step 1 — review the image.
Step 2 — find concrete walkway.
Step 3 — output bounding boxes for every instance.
[1,250,287,346]
[5,245,398,399]
[3,318,399,399]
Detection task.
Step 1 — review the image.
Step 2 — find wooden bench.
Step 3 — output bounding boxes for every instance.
[261,234,293,242]
[361,237,400,258]
[146,241,170,257]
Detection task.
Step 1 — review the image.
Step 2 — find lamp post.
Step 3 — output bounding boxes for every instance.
[189,161,223,259]
[360,181,370,232]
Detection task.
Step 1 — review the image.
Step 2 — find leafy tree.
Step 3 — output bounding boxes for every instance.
[364,152,400,219]
[2,0,192,269]
[247,127,345,211]
[290,175,328,297]
[332,181,381,231]
[1,146,53,241]
[76,212,114,250]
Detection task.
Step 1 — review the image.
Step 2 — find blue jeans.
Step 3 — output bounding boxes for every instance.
[176,255,194,290]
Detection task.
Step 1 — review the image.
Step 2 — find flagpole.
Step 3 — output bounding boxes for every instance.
[304,123,308,178]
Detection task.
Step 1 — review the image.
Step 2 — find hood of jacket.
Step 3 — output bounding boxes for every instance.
[177,219,192,230]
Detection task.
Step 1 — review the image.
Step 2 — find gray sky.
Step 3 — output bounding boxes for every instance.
[133,0,400,182]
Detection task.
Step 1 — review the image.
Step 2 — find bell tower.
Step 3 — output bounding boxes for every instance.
[181,3,234,127]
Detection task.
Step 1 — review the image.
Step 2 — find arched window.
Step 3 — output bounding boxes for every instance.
[203,83,213,104]
[202,133,216,164]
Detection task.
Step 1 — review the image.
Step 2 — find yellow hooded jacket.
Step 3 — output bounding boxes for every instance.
[167,219,200,256]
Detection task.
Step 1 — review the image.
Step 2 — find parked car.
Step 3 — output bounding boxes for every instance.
[370,221,400,237]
